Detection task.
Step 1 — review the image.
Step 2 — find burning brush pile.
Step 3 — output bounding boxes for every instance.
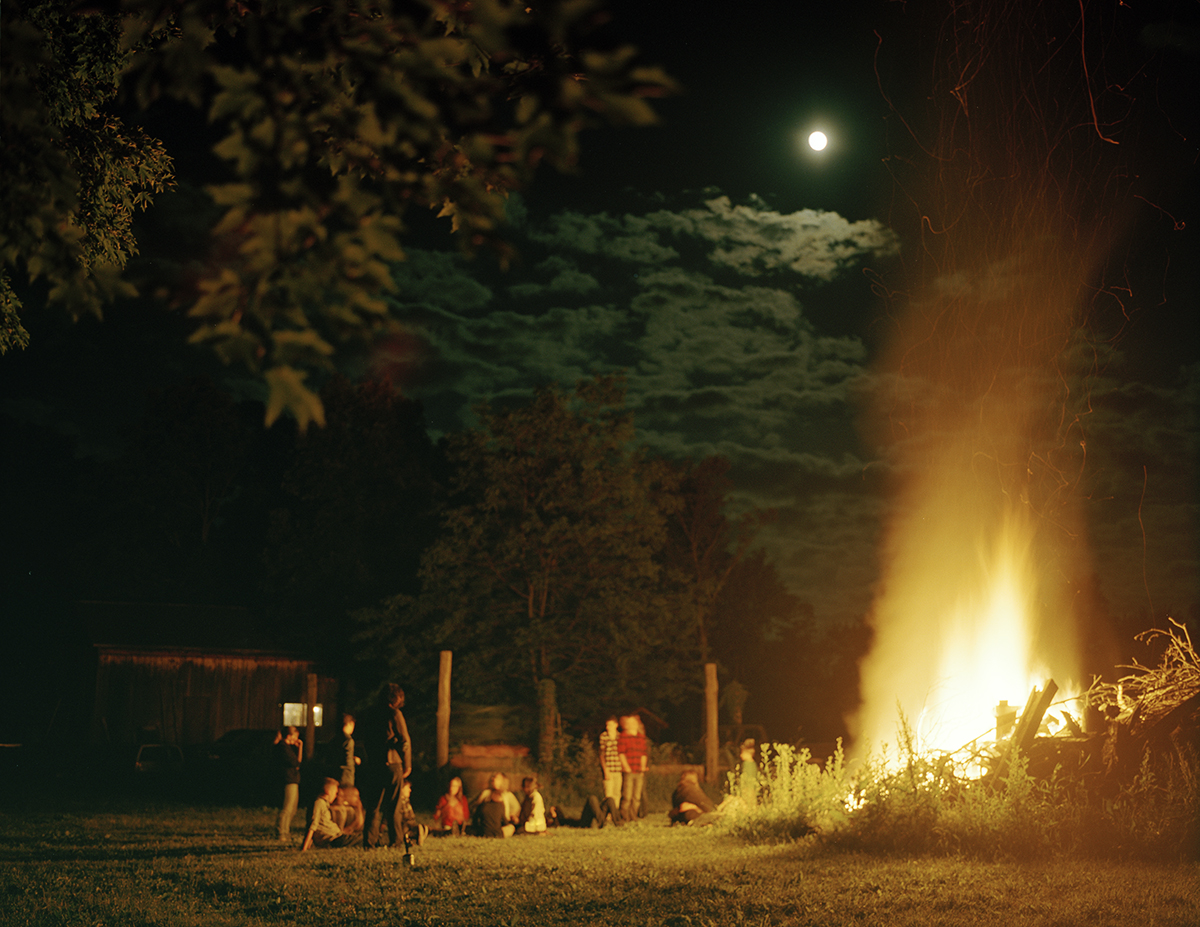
[732,623,1199,859]
[998,620,1200,797]
[1087,619,1200,789]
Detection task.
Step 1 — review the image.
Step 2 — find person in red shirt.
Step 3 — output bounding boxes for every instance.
[433,776,470,835]
[617,713,648,822]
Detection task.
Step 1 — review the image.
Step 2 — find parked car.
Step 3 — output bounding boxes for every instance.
[134,743,184,778]
[202,729,280,803]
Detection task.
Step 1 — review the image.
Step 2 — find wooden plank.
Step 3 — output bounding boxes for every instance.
[991,679,1057,788]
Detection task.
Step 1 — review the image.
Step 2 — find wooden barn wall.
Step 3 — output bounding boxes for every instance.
[89,651,328,746]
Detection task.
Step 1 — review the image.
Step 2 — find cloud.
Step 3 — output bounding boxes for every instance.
[382,196,904,623]
[644,196,901,280]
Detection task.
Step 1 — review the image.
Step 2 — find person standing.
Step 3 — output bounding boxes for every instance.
[337,713,361,787]
[598,716,623,824]
[360,683,412,849]
[617,713,648,822]
[275,725,303,842]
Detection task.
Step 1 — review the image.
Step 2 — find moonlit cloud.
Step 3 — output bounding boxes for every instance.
[645,196,900,279]
[385,195,898,624]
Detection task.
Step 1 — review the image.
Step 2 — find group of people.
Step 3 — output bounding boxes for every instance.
[275,683,424,851]
[431,773,548,838]
[277,688,755,848]
[594,713,650,826]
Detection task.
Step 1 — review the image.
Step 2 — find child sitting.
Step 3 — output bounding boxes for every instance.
[518,776,547,834]
[480,788,515,838]
[434,777,470,836]
[396,780,429,847]
[330,785,364,836]
[301,778,363,850]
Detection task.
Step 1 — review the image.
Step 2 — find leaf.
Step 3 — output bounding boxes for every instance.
[264,366,326,431]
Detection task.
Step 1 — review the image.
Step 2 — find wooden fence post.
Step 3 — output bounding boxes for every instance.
[705,662,719,784]
[305,672,317,759]
[437,650,452,768]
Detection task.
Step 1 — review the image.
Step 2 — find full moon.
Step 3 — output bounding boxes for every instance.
[808,131,828,151]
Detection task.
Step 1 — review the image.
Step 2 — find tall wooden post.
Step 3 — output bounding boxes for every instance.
[437,650,452,768]
[705,662,719,784]
[305,672,317,760]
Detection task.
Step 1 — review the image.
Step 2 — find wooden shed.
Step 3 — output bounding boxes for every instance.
[82,601,337,747]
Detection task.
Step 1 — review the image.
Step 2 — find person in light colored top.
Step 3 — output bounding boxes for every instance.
[472,773,522,824]
[519,776,547,834]
[302,778,363,849]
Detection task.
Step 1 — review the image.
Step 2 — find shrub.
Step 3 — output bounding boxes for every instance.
[721,741,850,843]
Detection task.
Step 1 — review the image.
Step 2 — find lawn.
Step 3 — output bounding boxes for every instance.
[1,801,1196,927]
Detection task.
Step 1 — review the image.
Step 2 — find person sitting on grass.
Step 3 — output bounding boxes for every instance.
[396,780,428,847]
[518,776,547,834]
[669,769,720,826]
[301,778,363,850]
[330,785,365,836]
[471,773,522,831]
[480,788,516,838]
[434,777,470,836]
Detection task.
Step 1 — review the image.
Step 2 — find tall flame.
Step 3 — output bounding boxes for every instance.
[851,1,1122,762]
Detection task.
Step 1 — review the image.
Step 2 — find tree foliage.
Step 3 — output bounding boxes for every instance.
[357,376,693,720]
[1,0,174,353]
[2,0,674,427]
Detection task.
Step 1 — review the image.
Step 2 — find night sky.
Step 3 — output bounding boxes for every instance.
[2,0,1197,666]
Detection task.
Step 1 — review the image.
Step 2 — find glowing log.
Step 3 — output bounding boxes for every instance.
[991,679,1057,788]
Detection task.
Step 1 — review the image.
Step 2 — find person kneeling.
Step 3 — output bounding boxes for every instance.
[302,778,363,850]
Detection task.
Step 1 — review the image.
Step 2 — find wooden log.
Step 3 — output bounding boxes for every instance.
[437,650,452,768]
[991,679,1057,788]
[1014,680,1058,755]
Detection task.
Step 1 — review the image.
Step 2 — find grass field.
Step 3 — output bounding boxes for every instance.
[1,800,1197,927]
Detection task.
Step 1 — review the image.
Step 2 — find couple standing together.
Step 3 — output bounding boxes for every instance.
[598,714,649,822]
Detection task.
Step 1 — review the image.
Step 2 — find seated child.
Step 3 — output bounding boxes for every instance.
[396,780,429,847]
[330,784,364,835]
[480,788,515,838]
[301,778,363,850]
[434,777,470,835]
[518,776,547,834]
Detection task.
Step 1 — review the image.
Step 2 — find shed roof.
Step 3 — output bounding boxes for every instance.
[78,600,294,654]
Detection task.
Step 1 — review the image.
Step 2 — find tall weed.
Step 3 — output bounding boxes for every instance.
[721,741,850,843]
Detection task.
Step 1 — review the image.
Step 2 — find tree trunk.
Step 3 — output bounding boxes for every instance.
[538,677,558,769]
